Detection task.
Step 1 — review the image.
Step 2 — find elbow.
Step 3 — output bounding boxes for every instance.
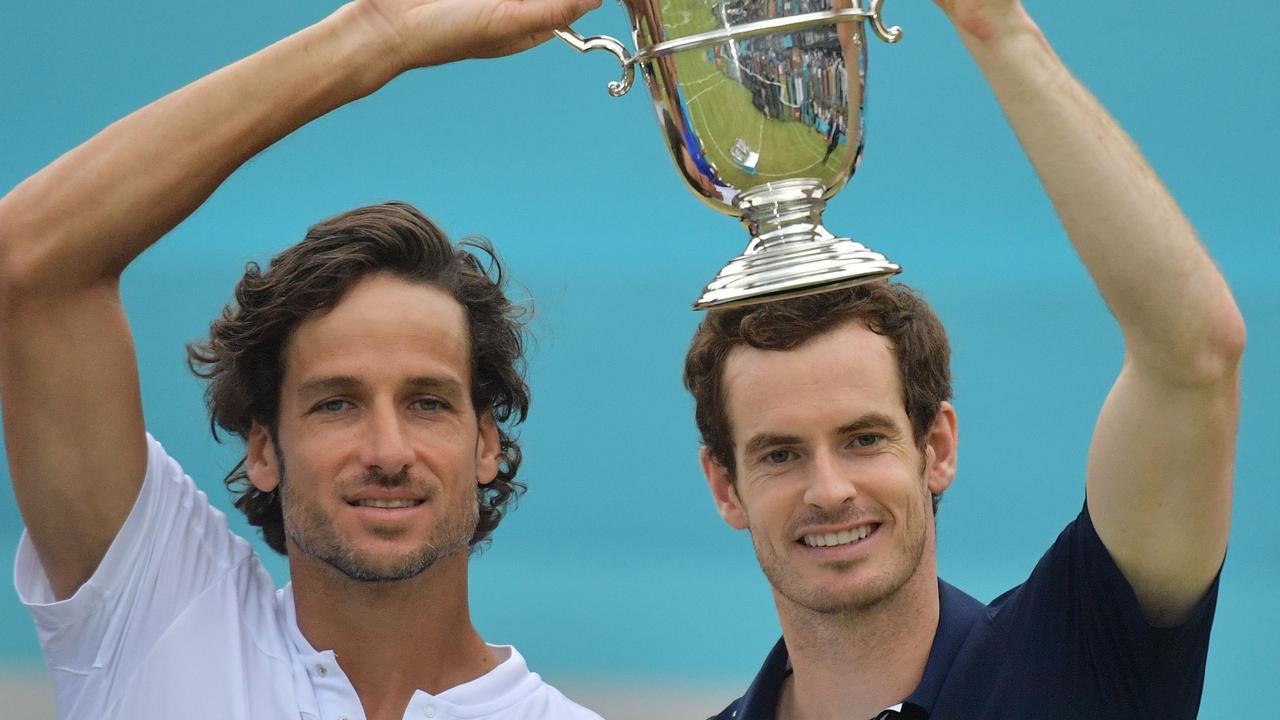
[0,212,29,312]
[1185,296,1247,385]
[1204,280,1247,370]
[0,201,57,314]
[0,183,91,308]
[1135,289,1247,386]
[0,210,18,314]
[1210,303,1247,373]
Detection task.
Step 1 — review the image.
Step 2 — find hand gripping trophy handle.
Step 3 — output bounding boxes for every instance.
[558,1,905,309]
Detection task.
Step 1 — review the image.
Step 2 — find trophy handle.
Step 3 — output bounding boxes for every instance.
[554,28,636,98]
[867,0,903,43]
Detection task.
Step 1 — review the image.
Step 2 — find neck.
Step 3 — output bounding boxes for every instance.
[776,553,940,720]
[290,551,500,720]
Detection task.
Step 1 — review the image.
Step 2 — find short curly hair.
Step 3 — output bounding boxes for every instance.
[187,202,530,554]
[683,282,951,513]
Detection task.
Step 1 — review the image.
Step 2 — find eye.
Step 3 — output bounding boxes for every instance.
[412,397,448,413]
[852,433,882,448]
[763,449,795,465]
[315,398,352,414]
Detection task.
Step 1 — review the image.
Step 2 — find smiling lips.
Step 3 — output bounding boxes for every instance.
[350,498,423,509]
[801,523,878,548]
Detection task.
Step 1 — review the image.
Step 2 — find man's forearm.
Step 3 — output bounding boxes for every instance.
[0,4,396,295]
[959,10,1243,380]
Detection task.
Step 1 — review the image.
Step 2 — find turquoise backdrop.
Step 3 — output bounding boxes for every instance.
[2,1,1277,716]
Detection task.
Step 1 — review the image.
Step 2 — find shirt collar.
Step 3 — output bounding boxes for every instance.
[280,583,541,718]
[902,579,986,710]
[727,579,986,720]
[280,583,323,719]
[729,636,791,720]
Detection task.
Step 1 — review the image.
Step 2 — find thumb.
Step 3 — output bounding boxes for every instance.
[506,0,601,35]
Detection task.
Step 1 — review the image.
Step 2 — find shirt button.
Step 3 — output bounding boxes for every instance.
[315,663,328,677]
[424,704,437,718]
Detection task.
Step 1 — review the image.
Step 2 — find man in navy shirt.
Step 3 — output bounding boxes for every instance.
[682,1,1243,718]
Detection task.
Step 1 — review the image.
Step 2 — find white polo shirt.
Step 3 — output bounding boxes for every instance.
[14,434,603,720]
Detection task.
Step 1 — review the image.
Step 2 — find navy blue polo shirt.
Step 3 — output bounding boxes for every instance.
[710,506,1219,720]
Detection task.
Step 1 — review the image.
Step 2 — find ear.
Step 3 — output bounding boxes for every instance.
[923,401,959,497]
[246,421,281,493]
[475,411,501,486]
[700,447,749,531]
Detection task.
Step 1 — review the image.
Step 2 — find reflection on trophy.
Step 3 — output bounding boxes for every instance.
[560,0,903,309]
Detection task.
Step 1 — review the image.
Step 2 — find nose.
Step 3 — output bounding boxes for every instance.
[359,399,415,474]
[802,449,857,510]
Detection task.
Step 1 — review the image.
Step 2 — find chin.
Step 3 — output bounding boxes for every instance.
[795,580,899,615]
[325,546,441,583]
[766,558,916,615]
[291,527,469,583]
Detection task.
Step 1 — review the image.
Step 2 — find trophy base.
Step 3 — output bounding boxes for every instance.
[693,236,901,310]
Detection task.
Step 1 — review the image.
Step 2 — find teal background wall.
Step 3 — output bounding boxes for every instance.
[2,1,1277,715]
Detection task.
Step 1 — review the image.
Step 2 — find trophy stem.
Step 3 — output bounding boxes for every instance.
[692,179,900,310]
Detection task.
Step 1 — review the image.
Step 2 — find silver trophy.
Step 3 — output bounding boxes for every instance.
[559,0,903,309]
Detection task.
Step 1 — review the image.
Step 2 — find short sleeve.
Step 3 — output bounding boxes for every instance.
[983,503,1220,719]
[13,433,257,700]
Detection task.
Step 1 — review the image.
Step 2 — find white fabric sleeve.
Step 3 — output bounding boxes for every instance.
[13,433,257,690]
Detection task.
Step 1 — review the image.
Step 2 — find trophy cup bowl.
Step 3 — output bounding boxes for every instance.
[559,0,903,309]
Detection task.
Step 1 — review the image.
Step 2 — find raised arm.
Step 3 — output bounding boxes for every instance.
[0,0,596,600]
[933,1,1245,624]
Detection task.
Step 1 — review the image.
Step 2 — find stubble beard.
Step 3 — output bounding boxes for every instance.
[280,461,478,583]
[754,468,932,617]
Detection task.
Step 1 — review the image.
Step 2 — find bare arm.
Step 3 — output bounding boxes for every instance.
[0,0,596,600]
[934,1,1245,625]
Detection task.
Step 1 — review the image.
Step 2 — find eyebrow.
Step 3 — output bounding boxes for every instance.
[836,412,902,436]
[296,375,465,399]
[404,376,465,397]
[742,432,804,459]
[741,412,904,458]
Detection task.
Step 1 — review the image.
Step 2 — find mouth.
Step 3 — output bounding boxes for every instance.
[347,498,425,509]
[797,523,880,549]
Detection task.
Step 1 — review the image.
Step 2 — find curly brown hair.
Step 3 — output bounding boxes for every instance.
[187,202,530,554]
[683,282,951,513]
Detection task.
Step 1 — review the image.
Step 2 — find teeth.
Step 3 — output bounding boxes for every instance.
[803,525,873,547]
[354,499,419,509]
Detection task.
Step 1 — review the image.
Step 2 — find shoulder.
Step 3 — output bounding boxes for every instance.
[139,433,258,566]
[930,510,1219,719]
[511,683,607,720]
[543,691,606,720]
[476,646,606,720]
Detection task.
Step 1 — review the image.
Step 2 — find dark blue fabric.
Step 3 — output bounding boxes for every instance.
[709,506,1219,720]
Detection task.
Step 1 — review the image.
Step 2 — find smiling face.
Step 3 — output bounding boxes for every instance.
[703,321,956,615]
[246,274,499,583]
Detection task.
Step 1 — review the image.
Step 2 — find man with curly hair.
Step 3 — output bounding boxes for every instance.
[0,2,604,719]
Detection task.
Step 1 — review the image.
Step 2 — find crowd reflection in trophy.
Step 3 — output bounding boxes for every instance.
[706,0,855,167]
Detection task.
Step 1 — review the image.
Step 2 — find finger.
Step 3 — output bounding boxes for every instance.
[495,30,556,57]
[503,0,600,36]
